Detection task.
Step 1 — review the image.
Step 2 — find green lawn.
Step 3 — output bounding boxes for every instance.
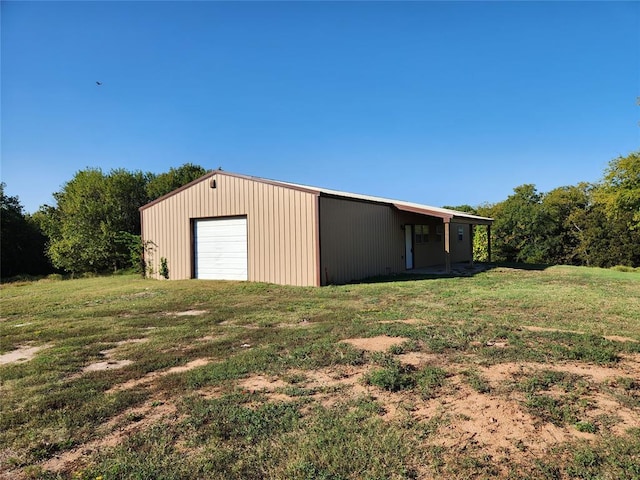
[1,265,639,479]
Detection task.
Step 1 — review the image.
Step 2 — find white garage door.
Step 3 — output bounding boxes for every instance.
[194,217,248,280]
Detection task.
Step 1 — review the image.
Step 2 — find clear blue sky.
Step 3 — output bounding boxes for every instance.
[2,1,639,213]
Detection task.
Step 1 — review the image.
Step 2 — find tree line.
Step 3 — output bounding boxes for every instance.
[1,163,206,278]
[464,151,639,268]
[1,152,638,279]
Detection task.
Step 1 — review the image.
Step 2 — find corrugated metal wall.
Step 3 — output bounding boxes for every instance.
[141,173,319,286]
[318,199,477,284]
[451,223,472,263]
[319,197,405,285]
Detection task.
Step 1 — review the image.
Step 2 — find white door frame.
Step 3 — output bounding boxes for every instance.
[405,225,414,270]
[194,216,248,280]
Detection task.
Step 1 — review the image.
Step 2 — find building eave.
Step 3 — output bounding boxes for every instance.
[140,169,493,225]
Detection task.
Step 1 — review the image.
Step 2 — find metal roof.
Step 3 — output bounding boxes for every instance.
[140,170,493,224]
[268,178,493,225]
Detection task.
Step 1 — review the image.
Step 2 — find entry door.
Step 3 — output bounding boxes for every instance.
[194,217,248,280]
[405,225,414,269]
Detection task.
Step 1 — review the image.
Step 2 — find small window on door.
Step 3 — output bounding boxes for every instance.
[458,226,464,241]
[436,225,443,242]
[415,225,429,244]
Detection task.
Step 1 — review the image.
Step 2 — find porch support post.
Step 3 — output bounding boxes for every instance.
[469,224,475,267]
[444,220,451,274]
[487,224,492,263]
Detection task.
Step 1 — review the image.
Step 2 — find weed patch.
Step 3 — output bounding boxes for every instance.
[416,366,448,398]
[461,369,491,393]
[524,394,579,426]
[283,404,418,480]
[181,394,301,443]
[365,363,416,392]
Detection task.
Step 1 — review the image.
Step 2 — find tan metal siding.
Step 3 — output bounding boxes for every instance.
[451,223,472,263]
[319,197,405,285]
[141,174,318,286]
[412,219,447,267]
[395,216,473,269]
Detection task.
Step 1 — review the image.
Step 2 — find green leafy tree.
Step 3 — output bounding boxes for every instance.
[563,151,640,268]
[39,165,207,275]
[541,183,592,265]
[43,168,149,274]
[146,163,207,200]
[442,204,477,214]
[472,224,490,262]
[1,183,52,277]
[570,202,640,268]
[472,204,496,262]
[595,151,640,230]
[491,184,554,264]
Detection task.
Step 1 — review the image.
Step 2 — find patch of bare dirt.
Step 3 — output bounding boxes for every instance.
[167,309,208,317]
[195,385,226,400]
[108,358,211,393]
[485,340,509,348]
[584,392,640,435]
[522,325,584,335]
[477,360,640,386]
[547,362,635,383]
[604,335,638,343]
[425,384,578,458]
[83,359,133,372]
[396,352,444,368]
[305,366,373,404]
[229,353,640,463]
[236,365,372,406]
[620,352,640,373]
[231,365,599,462]
[341,335,410,352]
[196,335,219,342]
[238,375,288,391]
[40,398,179,474]
[523,327,638,344]
[116,338,149,346]
[0,344,51,365]
[36,358,213,474]
[378,318,430,325]
[77,338,148,375]
[19,348,640,478]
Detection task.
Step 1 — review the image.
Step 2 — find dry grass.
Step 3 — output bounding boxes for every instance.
[1,265,639,479]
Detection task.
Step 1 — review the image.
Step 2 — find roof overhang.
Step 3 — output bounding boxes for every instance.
[139,169,494,226]
[392,203,493,225]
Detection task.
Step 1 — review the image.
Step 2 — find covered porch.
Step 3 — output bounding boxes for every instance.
[394,203,493,274]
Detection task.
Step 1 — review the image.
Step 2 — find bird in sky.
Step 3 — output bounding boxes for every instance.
[96,81,102,86]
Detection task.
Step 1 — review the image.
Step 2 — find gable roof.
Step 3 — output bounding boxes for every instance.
[140,170,493,225]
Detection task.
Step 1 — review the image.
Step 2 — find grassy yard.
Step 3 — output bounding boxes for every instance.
[1,265,639,479]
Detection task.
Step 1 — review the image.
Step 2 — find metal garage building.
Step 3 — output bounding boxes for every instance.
[139,170,493,286]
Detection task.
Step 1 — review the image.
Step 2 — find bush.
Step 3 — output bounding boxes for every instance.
[160,257,169,279]
[365,364,416,392]
[611,265,638,273]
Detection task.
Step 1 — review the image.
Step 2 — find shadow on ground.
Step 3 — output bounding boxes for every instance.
[354,262,550,285]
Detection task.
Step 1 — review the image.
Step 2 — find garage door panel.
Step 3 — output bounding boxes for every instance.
[195,217,247,280]
[197,272,247,281]
[198,229,245,238]
[197,257,246,267]
[197,248,246,255]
